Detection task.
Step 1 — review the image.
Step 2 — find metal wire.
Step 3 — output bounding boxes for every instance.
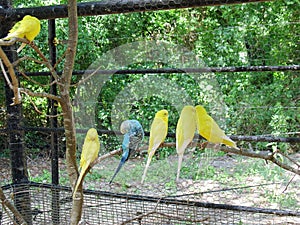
[1,183,299,224]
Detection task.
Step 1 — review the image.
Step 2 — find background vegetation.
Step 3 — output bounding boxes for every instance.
[0,0,299,157]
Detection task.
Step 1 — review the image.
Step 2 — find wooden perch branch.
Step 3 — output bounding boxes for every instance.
[0,38,18,46]
[91,141,300,176]
[219,145,300,175]
[0,187,27,225]
[90,148,122,168]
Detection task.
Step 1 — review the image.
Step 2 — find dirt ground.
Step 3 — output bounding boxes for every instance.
[1,153,300,204]
[1,152,300,224]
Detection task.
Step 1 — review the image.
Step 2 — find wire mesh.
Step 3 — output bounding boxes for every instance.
[1,183,299,225]
[0,0,299,224]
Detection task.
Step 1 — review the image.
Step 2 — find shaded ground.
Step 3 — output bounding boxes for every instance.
[1,152,300,224]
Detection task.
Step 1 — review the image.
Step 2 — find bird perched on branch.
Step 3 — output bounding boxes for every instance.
[3,15,41,53]
[141,109,168,183]
[176,105,197,181]
[109,120,144,184]
[195,105,238,149]
[73,128,100,198]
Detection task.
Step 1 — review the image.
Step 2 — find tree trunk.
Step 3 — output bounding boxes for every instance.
[59,1,82,224]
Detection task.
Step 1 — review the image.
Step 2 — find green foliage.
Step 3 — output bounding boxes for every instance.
[0,148,10,158]
[5,0,299,156]
[30,169,51,183]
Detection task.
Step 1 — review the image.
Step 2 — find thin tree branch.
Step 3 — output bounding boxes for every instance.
[27,40,60,81]
[0,187,27,225]
[230,134,300,143]
[19,70,58,87]
[73,66,102,87]
[282,174,296,193]
[12,56,46,67]
[19,88,62,103]
[2,37,60,82]
[215,145,300,175]
[0,47,21,105]
[0,58,13,89]
[0,38,61,105]
[60,1,80,224]
[278,151,300,168]
[22,91,63,118]
[54,48,68,69]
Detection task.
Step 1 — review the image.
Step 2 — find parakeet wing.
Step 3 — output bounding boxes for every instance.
[176,107,196,154]
[73,128,100,198]
[126,120,144,157]
[142,114,168,184]
[3,21,24,39]
[148,117,167,153]
[81,137,100,166]
[9,21,22,34]
[176,106,196,181]
[128,132,143,157]
[196,106,238,148]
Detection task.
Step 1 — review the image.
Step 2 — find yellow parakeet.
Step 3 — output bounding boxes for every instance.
[176,106,197,181]
[195,105,238,149]
[73,128,100,198]
[141,109,168,183]
[3,15,41,53]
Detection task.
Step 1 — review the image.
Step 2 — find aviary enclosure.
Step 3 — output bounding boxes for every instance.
[0,0,299,224]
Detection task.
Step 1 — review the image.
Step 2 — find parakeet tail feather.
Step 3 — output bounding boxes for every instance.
[141,155,153,184]
[222,138,239,149]
[176,154,183,182]
[109,160,125,184]
[72,164,88,198]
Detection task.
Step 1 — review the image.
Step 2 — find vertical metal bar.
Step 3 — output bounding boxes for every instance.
[49,20,59,185]
[48,18,60,225]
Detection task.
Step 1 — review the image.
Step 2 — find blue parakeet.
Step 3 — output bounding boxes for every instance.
[109,120,144,184]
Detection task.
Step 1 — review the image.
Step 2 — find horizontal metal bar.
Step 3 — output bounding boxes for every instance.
[21,65,300,77]
[0,0,269,21]
[2,182,300,217]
